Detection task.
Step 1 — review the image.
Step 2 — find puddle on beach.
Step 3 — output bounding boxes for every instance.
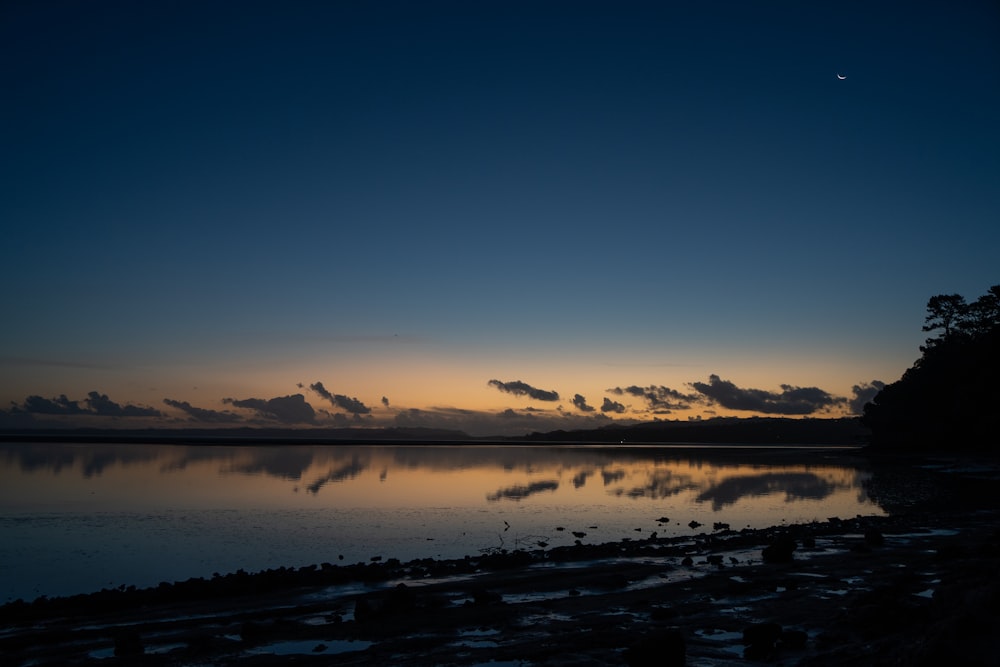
[244,638,373,656]
[450,628,502,649]
[90,642,187,660]
[819,588,849,598]
[450,638,500,649]
[459,628,501,637]
[517,611,574,626]
[694,628,745,657]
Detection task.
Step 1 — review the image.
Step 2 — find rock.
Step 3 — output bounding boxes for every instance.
[384,583,416,614]
[113,630,144,657]
[572,531,587,538]
[935,543,967,561]
[743,621,782,659]
[623,627,685,667]
[650,606,676,621]
[355,583,417,622]
[865,529,885,547]
[780,628,808,649]
[354,596,378,623]
[743,642,771,660]
[470,588,502,605]
[743,621,782,646]
[762,536,797,563]
[239,621,263,642]
[688,520,702,529]
[681,556,694,566]
[713,522,730,531]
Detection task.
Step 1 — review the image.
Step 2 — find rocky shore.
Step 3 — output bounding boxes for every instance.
[2,456,999,666]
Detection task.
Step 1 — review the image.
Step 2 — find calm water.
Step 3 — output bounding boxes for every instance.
[0,443,883,603]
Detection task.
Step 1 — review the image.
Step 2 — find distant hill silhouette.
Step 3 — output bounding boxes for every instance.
[862,285,999,452]
[0,418,869,447]
[0,426,474,445]
[516,416,868,446]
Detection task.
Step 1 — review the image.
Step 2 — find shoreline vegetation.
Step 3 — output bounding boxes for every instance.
[2,448,999,665]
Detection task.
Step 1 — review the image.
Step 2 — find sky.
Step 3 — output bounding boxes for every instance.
[2,1,998,436]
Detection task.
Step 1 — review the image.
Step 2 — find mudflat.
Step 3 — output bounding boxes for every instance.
[2,453,998,666]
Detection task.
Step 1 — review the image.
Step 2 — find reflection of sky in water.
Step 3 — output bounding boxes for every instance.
[0,443,882,602]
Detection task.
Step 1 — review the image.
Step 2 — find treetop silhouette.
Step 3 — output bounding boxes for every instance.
[863,285,999,451]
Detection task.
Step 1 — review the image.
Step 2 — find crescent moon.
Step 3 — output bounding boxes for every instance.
[837,74,847,80]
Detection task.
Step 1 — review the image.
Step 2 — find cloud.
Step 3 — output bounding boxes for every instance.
[163,399,242,423]
[571,393,595,412]
[10,391,162,418]
[381,396,390,407]
[223,394,316,424]
[83,392,163,417]
[601,397,627,414]
[849,380,885,415]
[487,379,559,401]
[308,381,372,414]
[14,394,88,415]
[607,385,702,412]
[690,374,845,415]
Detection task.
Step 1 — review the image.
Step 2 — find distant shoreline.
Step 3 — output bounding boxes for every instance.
[0,432,862,447]
[0,416,870,448]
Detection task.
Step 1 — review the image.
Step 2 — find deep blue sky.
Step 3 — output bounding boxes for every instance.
[2,1,998,434]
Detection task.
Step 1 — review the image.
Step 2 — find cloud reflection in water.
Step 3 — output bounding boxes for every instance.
[695,472,844,511]
[306,458,368,494]
[615,469,699,499]
[487,480,560,502]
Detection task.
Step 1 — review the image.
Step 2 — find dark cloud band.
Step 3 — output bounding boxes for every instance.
[223,394,316,424]
[690,374,845,415]
[488,379,559,402]
[309,381,372,414]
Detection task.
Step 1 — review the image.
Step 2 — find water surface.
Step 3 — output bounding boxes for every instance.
[0,443,883,602]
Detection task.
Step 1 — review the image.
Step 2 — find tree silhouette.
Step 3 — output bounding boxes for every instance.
[863,285,1000,451]
[922,293,966,342]
[960,285,1000,337]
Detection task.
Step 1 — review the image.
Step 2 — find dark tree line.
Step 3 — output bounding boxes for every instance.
[862,285,1000,451]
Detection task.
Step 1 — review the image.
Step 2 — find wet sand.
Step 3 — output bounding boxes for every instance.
[2,453,999,666]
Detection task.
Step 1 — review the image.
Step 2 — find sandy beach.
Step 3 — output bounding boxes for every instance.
[2,453,998,666]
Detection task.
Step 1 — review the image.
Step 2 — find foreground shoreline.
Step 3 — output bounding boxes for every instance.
[3,447,998,665]
[3,504,999,666]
